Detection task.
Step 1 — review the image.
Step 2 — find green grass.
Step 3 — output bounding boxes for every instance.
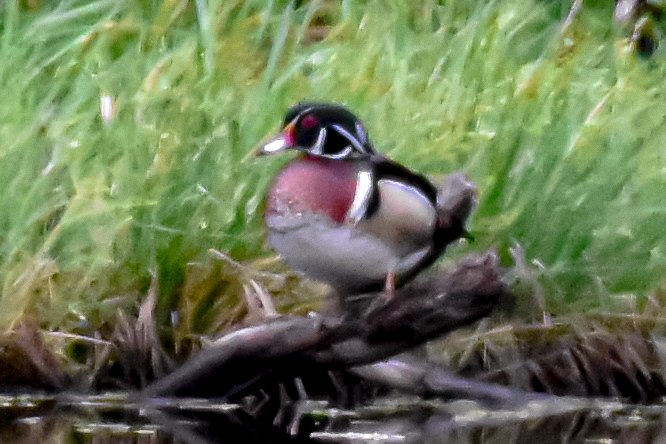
[0,0,664,332]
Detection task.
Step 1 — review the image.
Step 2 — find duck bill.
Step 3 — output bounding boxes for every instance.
[256,123,296,156]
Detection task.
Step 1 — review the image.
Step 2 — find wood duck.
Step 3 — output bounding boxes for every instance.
[257,103,460,297]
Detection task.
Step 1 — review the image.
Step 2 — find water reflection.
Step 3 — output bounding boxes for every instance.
[0,393,664,443]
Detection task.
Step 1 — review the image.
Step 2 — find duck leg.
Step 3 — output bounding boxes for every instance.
[382,271,396,302]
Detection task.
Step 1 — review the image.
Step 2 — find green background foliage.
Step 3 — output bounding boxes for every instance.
[0,0,664,330]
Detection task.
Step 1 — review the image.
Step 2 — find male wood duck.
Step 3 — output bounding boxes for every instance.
[258,103,462,297]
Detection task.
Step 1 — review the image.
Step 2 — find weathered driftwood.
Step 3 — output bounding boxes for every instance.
[351,353,549,406]
[140,251,505,398]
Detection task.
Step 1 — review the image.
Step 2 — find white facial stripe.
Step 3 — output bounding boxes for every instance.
[326,145,353,159]
[310,127,327,155]
[355,121,368,146]
[346,169,374,224]
[331,123,367,154]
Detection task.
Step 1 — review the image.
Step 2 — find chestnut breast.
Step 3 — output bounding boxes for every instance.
[266,156,358,223]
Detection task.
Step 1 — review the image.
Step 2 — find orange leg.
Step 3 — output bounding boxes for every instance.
[382,271,396,302]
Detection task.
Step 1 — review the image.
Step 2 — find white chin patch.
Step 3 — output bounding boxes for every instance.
[262,137,289,153]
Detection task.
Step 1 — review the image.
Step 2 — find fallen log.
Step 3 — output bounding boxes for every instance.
[140,251,506,399]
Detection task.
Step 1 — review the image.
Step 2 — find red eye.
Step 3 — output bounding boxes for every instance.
[301,115,319,129]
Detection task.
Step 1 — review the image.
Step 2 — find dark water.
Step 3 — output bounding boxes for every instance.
[0,393,664,443]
